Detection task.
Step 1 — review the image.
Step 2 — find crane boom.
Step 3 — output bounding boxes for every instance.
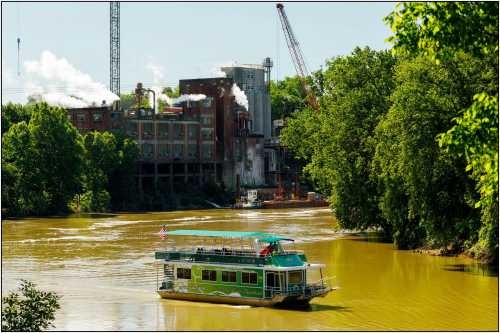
[276,3,318,110]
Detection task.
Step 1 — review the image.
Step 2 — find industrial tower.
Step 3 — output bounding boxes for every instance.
[110,2,120,96]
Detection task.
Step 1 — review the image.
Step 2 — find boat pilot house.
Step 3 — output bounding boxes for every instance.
[155,229,333,307]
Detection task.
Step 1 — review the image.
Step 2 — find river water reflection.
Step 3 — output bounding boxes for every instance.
[2,208,498,330]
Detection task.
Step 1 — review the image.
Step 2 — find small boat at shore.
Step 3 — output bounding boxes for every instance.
[155,229,334,307]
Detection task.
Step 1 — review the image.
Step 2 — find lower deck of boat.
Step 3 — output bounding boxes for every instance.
[157,290,312,307]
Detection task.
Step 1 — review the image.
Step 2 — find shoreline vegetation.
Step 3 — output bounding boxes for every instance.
[273,3,498,263]
[1,3,498,265]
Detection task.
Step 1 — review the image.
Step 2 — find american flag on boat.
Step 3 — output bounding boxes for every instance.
[159,225,167,239]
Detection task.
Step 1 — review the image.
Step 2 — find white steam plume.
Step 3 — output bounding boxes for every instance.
[147,63,165,84]
[149,86,206,113]
[172,94,206,104]
[24,51,119,108]
[231,83,248,110]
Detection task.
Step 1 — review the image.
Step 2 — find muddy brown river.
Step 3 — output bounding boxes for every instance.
[2,208,498,330]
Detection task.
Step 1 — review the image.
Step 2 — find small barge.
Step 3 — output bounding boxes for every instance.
[155,229,334,307]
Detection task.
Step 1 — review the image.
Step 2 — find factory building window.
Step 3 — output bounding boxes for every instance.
[187,125,199,139]
[111,112,121,120]
[67,114,73,121]
[158,144,170,159]
[201,115,213,126]
[93,113,103,122]
[174,124,185,139]
[128,123,137,137]
[142,144,154,159]
[202,97,213,109]
[202,144,213,160]
[143,123,153,138]
[187,144,198,159]
[201,128,214,140]
[174,144,184,160]
[235,142,242,161]
[158,123,169,138]
[77,113,86,122]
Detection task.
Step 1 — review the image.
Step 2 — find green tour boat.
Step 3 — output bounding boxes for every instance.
[155,229,335,307]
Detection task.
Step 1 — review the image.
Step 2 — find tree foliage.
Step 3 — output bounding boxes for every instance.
[282,47,396,232]
[79,131,140,212]
[373,55,484,249]
[1,103,34,135]
[1,103,140,217]
[108,133,141,211]
[270,77,307,120]
[385,1,498,259]
[384,2,499,61]
[2,103,84,216]
[2,280,60,332]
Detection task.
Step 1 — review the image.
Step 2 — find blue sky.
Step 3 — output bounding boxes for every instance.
[2,2,395,104]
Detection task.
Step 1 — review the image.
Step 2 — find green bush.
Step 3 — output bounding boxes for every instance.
[2,280,60,332]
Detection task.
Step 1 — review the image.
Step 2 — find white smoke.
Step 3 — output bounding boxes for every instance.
[24,51,119,108]
[146,62,165,84]
[231,83,248,110]
[172,94,207,104]
[149,86,172,113]
[41,93,89,108]
[149,85,206,113]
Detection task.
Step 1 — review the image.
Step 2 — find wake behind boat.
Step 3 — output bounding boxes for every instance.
[155,229,335,307]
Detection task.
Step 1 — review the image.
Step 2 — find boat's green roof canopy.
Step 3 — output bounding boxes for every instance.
[163,229,293,242]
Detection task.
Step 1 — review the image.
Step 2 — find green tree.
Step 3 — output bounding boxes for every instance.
[384,2,498,61]
[438,93,498,259]
[108,133,140,210]
[373,55,483,249]
[270,77,307,120]
[80,131,119,212]
[2,103,84,216]
[2,280,60,332]
[120,91,150,110]
[1,103,34,135]
[163,86,180,98]
[385,1,498,259]
[281,47,396,232]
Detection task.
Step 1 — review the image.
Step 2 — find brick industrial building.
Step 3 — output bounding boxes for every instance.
[67,61,280,196]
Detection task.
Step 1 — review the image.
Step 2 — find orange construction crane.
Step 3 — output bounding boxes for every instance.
[276,3,319,111]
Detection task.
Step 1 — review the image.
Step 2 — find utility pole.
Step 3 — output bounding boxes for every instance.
[110,2,120,96]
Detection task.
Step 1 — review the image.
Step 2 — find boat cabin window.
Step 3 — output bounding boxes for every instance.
[221,271,237,283]
[177,268,191,279]
[241,272,257,284]
[288,270,303,284]
[202,270,217,281]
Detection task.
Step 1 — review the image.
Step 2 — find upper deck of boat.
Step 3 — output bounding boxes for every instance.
[155,247,307,268]
[156,229,307,268]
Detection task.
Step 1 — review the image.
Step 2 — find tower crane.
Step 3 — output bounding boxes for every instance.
[110,2,120,96]
[276,3,319,111]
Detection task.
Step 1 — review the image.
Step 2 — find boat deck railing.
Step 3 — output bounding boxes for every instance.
[264,278,333,299]
[155,247,305,266]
